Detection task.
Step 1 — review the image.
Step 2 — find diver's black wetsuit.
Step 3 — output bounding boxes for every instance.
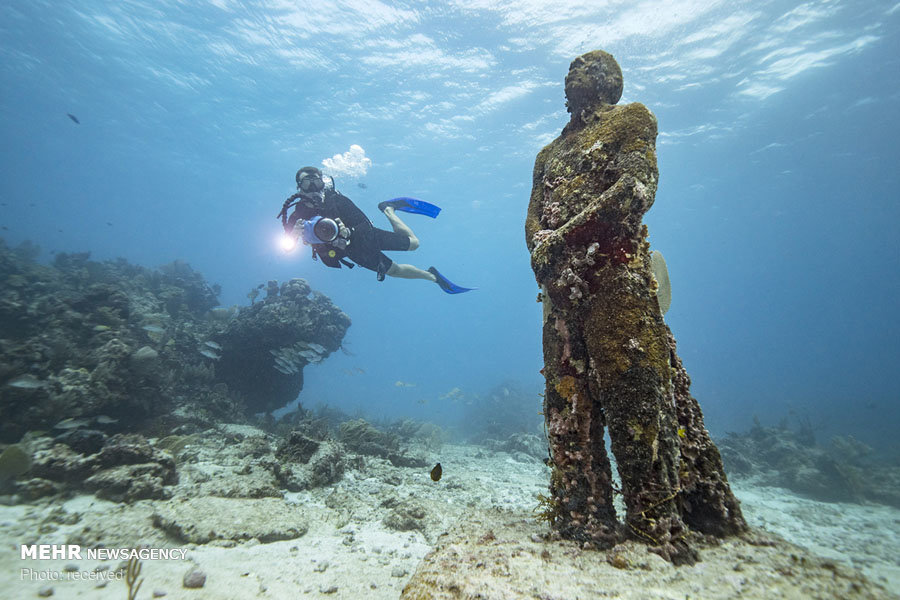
[287,189,410,277]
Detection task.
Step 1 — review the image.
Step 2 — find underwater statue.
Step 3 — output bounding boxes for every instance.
[526,50,746,563]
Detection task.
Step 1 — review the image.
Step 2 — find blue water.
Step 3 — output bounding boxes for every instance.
[2,0,898,449]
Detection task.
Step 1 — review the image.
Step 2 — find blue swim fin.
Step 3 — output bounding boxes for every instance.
[428,267,475,294]
[378,197,441,218]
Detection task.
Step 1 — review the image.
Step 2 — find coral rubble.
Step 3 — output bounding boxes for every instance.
[526,50,745,562]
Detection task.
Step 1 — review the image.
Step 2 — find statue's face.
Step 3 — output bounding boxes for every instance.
[564,51,623,115]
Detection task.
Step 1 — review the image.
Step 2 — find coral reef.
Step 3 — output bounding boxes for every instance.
[3,410,435,505]
[215,278,350,414]
[719,419,900,508]
[26,433,178,502]
[274,433,349,491]
[526,50,745,562]
[0,238,349,440]
[338,419,429,468]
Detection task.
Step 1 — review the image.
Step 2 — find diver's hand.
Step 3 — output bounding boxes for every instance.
[281,220,305,252]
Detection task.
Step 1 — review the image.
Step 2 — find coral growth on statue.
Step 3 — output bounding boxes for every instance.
[526,50,746,563]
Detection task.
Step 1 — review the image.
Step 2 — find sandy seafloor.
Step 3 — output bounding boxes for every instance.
[1,434,898,600]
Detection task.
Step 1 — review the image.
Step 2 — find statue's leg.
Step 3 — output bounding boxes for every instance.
[667,327,747,536]
[586,283,697,564]
[542,310,618,547]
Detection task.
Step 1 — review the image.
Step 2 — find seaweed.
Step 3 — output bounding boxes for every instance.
[124,556,143,600]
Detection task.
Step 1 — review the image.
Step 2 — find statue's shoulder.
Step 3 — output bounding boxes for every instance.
[535,135,562,164]
[602,102,658,138]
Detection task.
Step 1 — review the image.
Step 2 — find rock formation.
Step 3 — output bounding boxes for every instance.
[526,50,746,563]
[216,278,350,414]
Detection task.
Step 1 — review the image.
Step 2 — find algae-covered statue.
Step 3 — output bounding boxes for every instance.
[526,50,746,563]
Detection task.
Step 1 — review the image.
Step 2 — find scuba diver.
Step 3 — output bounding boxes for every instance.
[277,166,473,294]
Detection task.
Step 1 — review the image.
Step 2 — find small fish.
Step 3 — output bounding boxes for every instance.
[54,418,90,430]
[7,374,45,389]
[357,182,367,189]
[0,445,31,480]
[106,222,113,226]
[307,342,326,354]
[677,427,686,439]
[394,381,416,388]
[95,415,118,425]
[274,360,298,374]
[67,113,80,124]
[142,324,165,333]
[440,387,463,400]
[199,349,220,360]
[417,398,427,405]
[204,341,222,351]
[354,367,365,374]
[209,306,235,321]
[1,226,7,231]
[430,463,442,482]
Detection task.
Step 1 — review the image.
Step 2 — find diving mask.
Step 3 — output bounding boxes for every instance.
[296,167,325,193]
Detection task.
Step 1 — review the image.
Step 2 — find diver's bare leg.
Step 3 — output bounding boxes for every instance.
[382,206,419,250]
[386,262,436,281]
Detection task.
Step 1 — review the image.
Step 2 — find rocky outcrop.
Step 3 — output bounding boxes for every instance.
[526,50,745,563]
[27,433,178,502]
[338,419,429,468]
[216,278,350,414]
[151,497,309,544]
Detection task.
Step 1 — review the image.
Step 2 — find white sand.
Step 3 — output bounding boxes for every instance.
[1,442,897,599]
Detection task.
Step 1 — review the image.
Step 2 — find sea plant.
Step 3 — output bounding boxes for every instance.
[125,556,143,600]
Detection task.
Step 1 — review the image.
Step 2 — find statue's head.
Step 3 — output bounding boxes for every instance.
[565,50,623,116]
